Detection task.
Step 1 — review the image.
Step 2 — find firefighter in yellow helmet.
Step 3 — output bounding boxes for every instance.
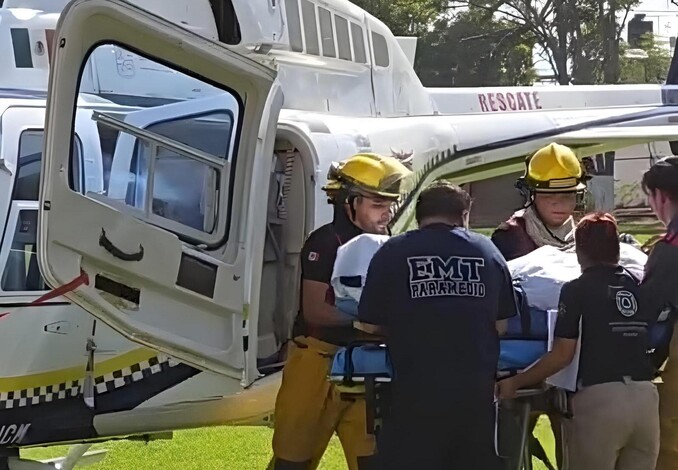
[270,153,412,470]
[492,142,589,261]
[491,142,589,470]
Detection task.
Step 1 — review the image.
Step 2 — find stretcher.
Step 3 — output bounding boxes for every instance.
[327,337,561,469]
[328,304,671,468]
[329,341,393,436]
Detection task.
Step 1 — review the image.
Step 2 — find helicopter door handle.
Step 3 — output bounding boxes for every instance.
[99,229,144,262]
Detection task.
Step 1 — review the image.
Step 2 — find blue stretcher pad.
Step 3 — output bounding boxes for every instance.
[329,344,393,383]
[329,338,549,383]
[498,306,549,371]
[498,340,547,371]
[329,307,553,383]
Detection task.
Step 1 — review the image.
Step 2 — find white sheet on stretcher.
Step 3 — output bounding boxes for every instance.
[507,244,647,312]
[508,243,648,391]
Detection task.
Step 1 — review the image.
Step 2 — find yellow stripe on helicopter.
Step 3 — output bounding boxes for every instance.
[0,348,158,392]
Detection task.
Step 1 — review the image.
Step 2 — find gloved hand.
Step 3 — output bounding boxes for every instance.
[619,233,642,249]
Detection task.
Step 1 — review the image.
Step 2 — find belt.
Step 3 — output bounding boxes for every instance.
[578,375,651,389]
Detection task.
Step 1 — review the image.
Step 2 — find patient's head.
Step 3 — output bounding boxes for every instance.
[574,212,620,269]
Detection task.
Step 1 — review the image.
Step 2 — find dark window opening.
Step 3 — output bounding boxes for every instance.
[10,28,33,68]
[1,131,83,292]
[16,130,83,201]
[208,0,242,45]
[1,210,46,292]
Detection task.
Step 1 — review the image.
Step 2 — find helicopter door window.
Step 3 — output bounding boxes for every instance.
[83,44,241,247]
[350,22,367,64]
[285,0,304,52]
[318,7,336,58]
[335,15,352,61]
[0,130,83,292]
[301,0,319,56]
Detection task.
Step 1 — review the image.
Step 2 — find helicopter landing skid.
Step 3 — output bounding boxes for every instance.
[6,444,108,470]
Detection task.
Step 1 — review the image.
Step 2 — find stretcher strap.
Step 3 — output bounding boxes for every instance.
[0,270,90,320]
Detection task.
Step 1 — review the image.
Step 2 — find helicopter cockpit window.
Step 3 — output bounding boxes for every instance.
[1,130,83,292]
[372,32,390,68]
[79,44,242,247]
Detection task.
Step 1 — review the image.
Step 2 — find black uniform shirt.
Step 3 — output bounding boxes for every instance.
[295,206,363,346]
[555,265,654,388]
[641,217,678,320]
[358,223,517,401]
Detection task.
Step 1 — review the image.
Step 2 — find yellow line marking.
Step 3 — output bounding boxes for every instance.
[0,348,158,392]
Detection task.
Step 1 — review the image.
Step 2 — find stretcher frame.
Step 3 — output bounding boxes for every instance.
[500,385,570,470]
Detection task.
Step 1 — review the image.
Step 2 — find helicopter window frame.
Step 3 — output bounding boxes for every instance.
[73,39,248,250]
[0,129,84,294]
[123,110,236,237]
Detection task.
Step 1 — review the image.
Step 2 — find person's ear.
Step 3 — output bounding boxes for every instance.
[462,210,470,228]
[659,189,671,205]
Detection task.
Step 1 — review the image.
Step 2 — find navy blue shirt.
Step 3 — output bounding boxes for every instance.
[555,265,653,388]
[358,223,517,399]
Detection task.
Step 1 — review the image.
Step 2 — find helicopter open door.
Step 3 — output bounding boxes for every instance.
[38,0,282,382]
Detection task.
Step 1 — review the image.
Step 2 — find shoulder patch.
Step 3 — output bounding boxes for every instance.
[308,251,319,262]
[558,301,567,317]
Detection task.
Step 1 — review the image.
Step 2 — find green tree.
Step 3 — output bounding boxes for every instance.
[619,33,671,84]
[451,0,640,84]
[350,0,448,35]
[415,8,536,86]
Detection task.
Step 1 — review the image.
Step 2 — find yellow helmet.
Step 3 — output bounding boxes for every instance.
[522,143,588,193]
[322,153,413,200]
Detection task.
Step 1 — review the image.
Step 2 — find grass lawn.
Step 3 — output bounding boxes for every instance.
[22,417,558,469]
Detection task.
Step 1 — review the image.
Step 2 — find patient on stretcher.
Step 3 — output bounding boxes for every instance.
[328,232,663,384]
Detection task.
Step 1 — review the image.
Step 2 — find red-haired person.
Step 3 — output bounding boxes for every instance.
[639,157,678,470]
[498,212,659,470]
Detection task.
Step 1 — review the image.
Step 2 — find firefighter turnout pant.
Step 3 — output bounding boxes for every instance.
[271,336,378,470]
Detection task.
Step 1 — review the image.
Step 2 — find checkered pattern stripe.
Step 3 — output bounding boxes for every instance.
[0,380,82,409]
[0,354,180,409]
[94,354,179,394]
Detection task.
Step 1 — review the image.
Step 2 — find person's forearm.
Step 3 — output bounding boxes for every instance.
[354,321,385,336]
[305,304,354,327]
[512,351,571,389]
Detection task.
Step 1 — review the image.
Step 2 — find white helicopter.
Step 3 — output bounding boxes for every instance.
[2,0,678,468]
